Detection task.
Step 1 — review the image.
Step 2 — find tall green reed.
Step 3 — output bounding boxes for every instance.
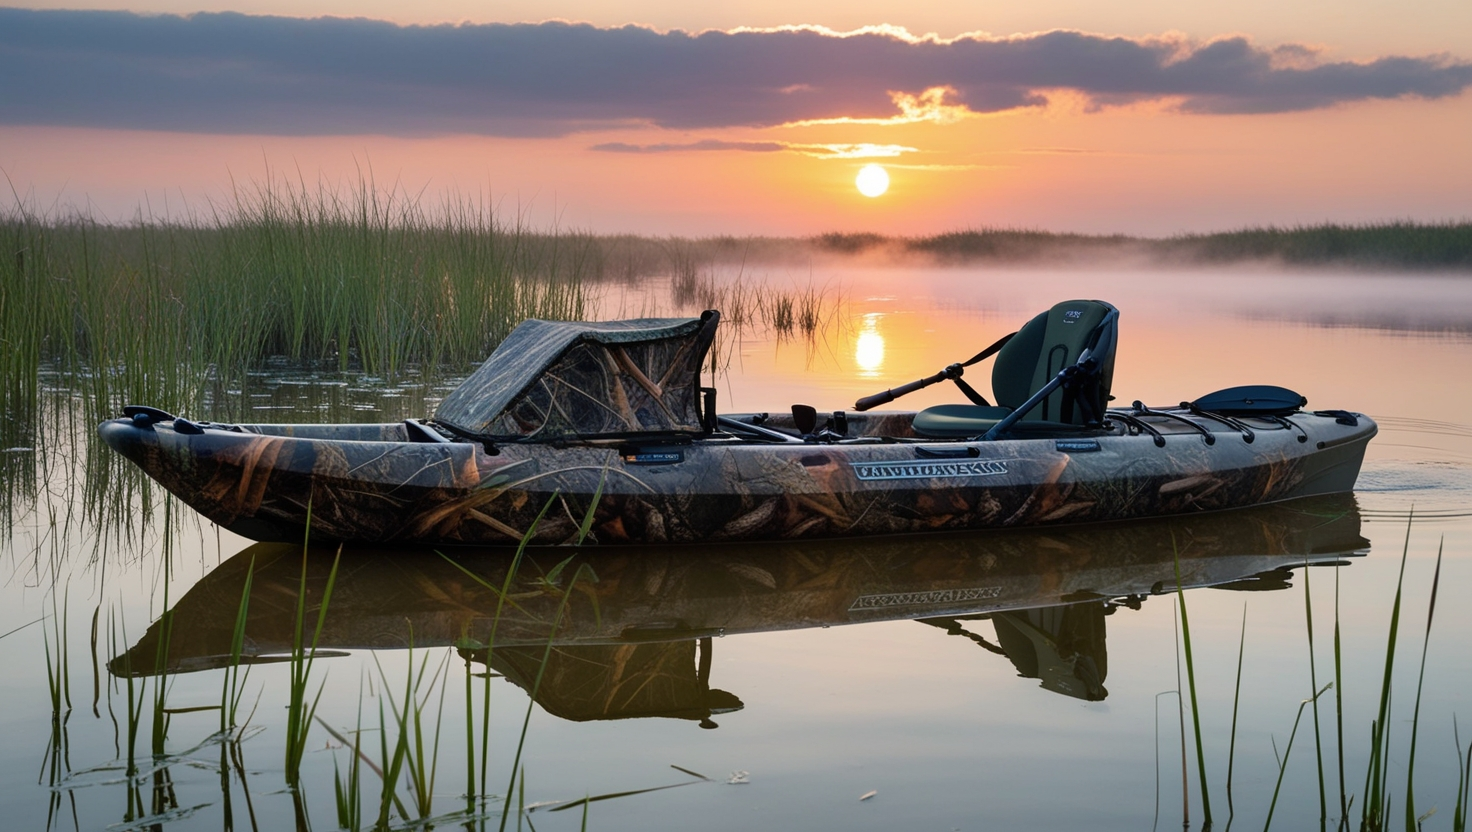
[1227,605,1247,822]
[376,642,453,822]
[1303,559,1328,829]
[284,503,342,785]
[331,694,364,832]
[1336,563,1348,830]
[442,493,560,803]
[1173,545,1213,828]
[1361,515,1414,831]
[151,499,174,759]
[1403,540,1442,831]
[1265,684,1334,831]
[219,554,256,734]
[1454,718,1470,832]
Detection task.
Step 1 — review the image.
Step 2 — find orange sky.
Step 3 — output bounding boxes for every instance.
[2,2,1470,234]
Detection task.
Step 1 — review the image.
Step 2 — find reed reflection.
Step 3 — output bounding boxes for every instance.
[112,494,1368,717]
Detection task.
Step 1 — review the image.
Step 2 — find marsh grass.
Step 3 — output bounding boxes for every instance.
[1265,684,1335,831]
[330,698,364,832]
[1,175,590,430]
[1173,545,1213,827]
[1362,517,1414,831]
[219,554,255,734]
[1167,515,1460,832]
[1403,540,1443,831]
[1303,559,1328,829]
[41,585,74,832]
[439,493,559,808]
[1226,605,1246,821]
[1336,564,1349,829]
[149,500,175,759]
[497,477,604,832]
[1455,718,1471,832]
[367,641,454,824]
[283,536,341,786]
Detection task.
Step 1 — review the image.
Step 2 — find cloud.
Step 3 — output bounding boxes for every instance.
[781,87,978,127]
[591,140,916,158]
[591,139,788,153]
[2,9,1469,137]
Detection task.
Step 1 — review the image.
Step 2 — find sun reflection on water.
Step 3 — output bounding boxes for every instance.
[855,314,885,376]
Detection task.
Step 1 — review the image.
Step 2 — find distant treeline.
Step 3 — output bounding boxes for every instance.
[579,222,1472,278]
[809,222,1472,269]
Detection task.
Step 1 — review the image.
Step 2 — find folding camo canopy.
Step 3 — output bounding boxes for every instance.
[433,310,719,441]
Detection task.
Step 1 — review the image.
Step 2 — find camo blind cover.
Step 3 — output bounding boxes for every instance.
[433,312,718,440]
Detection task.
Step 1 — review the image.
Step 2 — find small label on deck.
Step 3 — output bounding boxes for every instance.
[1055,439,1101,452]
[624,451,684,465]
[851,459,1008,481]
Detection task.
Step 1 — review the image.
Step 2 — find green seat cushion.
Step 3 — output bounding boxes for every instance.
[913,404,1011,437]
[913,404,1098,438]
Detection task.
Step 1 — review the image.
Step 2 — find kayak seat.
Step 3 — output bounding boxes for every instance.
[912,404,1010,437]
[912,405,1089,437]
[914,299,1117,438]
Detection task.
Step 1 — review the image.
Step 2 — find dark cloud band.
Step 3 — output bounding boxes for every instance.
[591,140,788,153]
[1,9,1468,136]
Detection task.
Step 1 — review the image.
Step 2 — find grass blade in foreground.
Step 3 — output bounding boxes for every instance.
[284,501,342,785]
[1304,559,1327,829]
[1404,539,1443,831]
[1173,541,1212,827]
[1228,604,1247,823]
[1265,684,1334,831]
[1363,513,1414,831]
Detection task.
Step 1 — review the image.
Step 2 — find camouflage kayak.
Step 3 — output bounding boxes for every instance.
[98,304,1377,546]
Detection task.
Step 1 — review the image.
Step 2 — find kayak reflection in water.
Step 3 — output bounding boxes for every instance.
[923,604,1109,701]
[459,638,742,728]
[110,493,1368,718]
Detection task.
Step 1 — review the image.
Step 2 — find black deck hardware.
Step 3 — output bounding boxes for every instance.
[1314,410,1361,427]
[916,445,981,459]
[1130,402,1215,445]
[1105,410,1167,447]
[1181,403,1256,444]
[1263,415,1309,443]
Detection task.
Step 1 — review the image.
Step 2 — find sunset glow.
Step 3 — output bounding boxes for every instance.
[0,5,1468,233]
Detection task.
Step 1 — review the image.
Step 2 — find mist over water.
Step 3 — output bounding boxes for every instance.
[2,264,1469,831]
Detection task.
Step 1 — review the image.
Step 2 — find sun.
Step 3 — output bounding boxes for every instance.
[855,164,889,198]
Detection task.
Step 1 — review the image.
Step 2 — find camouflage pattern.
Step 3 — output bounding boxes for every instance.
[111,494,1368,710]
[432,312,718,441]
[99,404,1376,546]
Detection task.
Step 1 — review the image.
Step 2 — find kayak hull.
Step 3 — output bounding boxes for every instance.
[99,408,1376,545]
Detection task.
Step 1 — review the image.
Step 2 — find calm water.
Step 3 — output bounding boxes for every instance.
[3,266,1470,831]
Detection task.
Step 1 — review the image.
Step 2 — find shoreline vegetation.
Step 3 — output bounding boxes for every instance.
[3,179,1470,430]
[615,221,1472,273]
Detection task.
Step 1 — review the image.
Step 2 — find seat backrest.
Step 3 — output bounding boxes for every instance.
[992,300,1117,424]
